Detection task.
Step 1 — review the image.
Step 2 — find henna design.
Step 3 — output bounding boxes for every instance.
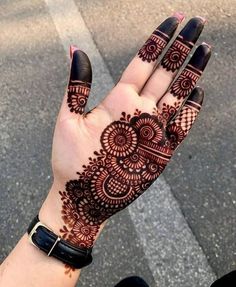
[166,124,185,149]
[166,98,201,149]
[174,99,200,133]
[161,101,181,122]
[138,30,169,62]
[161,36,193,72]
[170,65,201,99]
[137,15,181,63]
[67,80,91,114]
[60,111,175,259]
[101,122,138,157]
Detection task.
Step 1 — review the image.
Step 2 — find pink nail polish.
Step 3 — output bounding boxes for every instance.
[202,42,212,49]
[70,45,79,59]
[172,12,185,23]
[196,16,207,24]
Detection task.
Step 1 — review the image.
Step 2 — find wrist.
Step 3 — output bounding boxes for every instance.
[39,182,104,248]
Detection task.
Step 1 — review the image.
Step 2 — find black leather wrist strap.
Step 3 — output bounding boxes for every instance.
[27,215,93,269]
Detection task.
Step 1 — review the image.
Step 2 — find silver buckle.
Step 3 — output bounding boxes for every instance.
[28,221,61,256]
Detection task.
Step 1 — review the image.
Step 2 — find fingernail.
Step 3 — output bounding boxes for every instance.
[202,41,212,49]
[70,50,92,83]
[189,44,211,71]
[195,15,207,24]
[157,16,180,38]
[70,45,79,59]
[187,87,204,105]
[172,11,185,23]
[179,17,205,43]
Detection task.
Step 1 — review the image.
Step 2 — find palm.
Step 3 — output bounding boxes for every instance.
[51,15,211,250]
[53,86,152,182]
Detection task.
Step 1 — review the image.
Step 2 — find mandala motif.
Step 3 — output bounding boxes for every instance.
[170,66,200,99]
[67,80,90,114]
[138,32,167,63]
[101,121,138,157]
[73,221,99,243]
[77,198,108,226]
[60,111,176,252]
[161,37,192,72]
[65,180,85,202]
[131,113,163,143]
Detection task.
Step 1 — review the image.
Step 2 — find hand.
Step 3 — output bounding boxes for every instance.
[40,14,211,262]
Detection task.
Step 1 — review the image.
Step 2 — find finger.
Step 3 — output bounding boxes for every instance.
[158,43,211,122]
[118,13,184,93]
[141,16,206,101]
[166,87,204,149]
[59,46,92,121]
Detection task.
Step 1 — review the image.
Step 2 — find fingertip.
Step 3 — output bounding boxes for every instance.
[157,15,180,37]
[70,45,79,59]
[70,49,92,83]
[172,12,185,23]
[179,17,206,43]
[186,87,204,106]
[195,16,207,24]
[189,43,211,71]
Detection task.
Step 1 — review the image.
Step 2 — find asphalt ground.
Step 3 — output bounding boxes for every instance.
[0,0,235,286]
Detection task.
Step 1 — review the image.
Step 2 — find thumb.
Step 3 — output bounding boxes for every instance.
[66,45,92,115]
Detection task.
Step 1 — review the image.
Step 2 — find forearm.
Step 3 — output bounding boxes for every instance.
[0,234,81,287]
[0,183,104,287]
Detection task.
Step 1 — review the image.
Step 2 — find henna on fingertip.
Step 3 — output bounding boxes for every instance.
[67,48,92,114]
[166,87,204,149]
[138,15,181,63]
[161,17,206,72]
[170,44,211,100]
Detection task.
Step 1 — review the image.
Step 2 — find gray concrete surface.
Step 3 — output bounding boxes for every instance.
[0,0,236,286]
[129,177,215,287]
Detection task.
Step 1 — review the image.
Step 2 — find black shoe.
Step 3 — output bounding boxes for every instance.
[211,271,236,287]
[114,276,149,287]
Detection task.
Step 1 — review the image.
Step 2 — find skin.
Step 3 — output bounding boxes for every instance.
[0,14,211,287]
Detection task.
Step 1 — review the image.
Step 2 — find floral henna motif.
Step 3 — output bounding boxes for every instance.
[138,30,169,62]
[170,65,201,99]
[101,122,138,157]
[67,80,91,114]
[161,35,193,72]
[161,101,181,122]
[59,111,176,254]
